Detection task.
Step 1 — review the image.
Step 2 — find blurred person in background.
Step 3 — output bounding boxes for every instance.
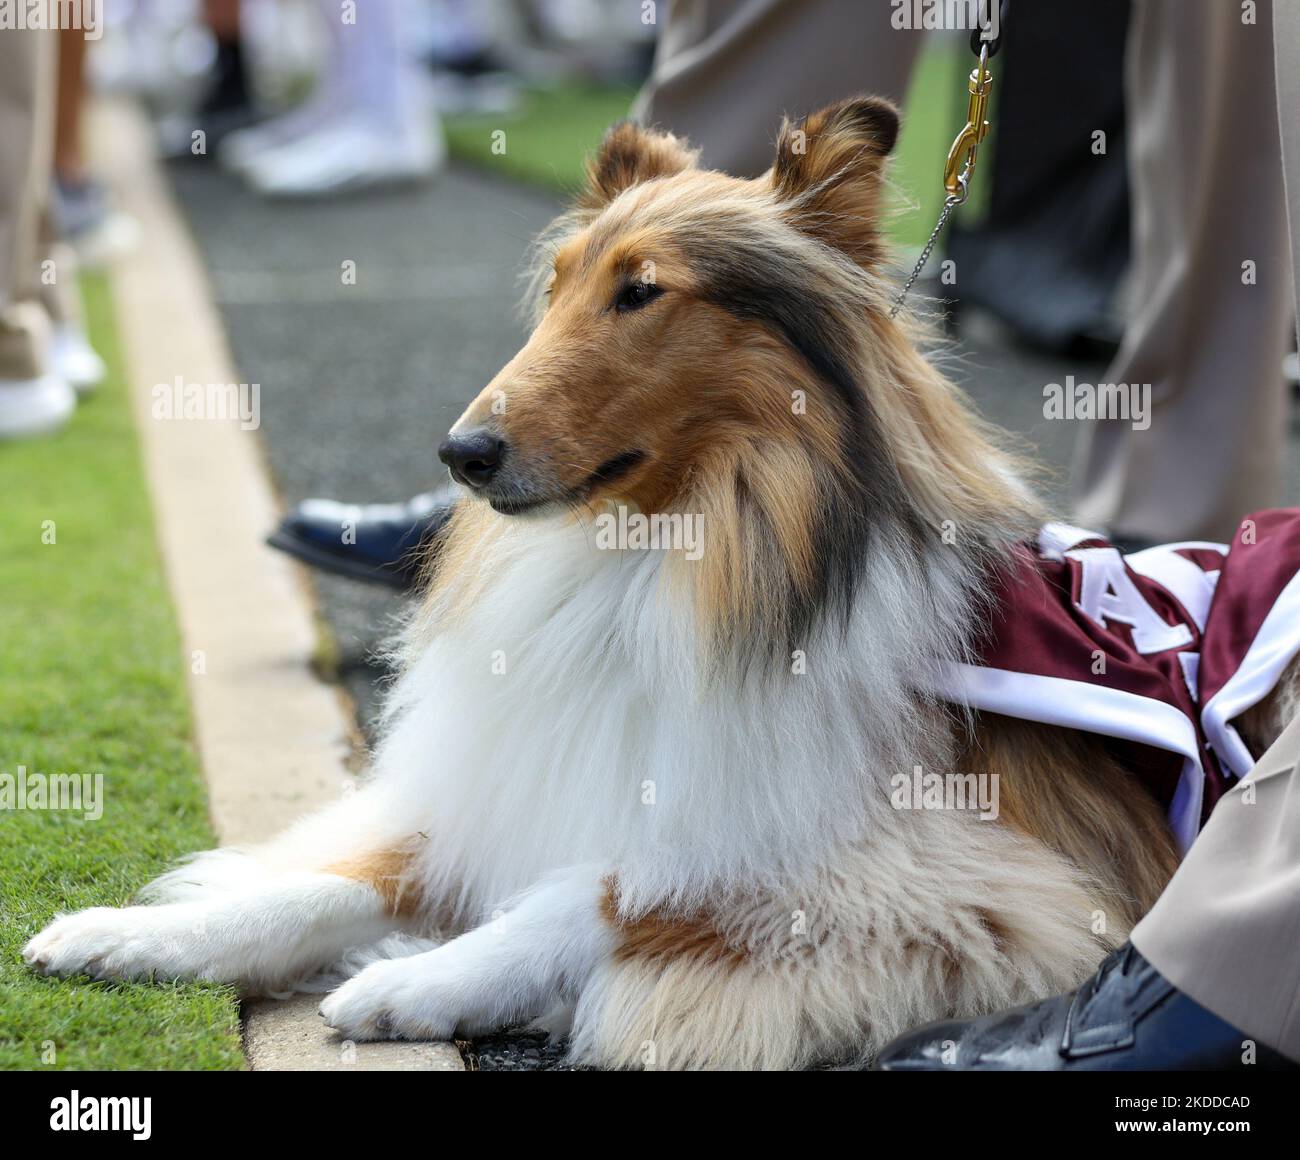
[48,26,109,390]
[147,0,254,156]
[217,0,446,196]
[53,24,108,247]
[0,28,70,441]
[0,25,105,441]
[1070,0,1292,547]
[142,0,256,157]
[191,0,256,144]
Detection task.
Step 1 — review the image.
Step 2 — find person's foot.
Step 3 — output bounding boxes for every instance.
[53,176,110,239]
[50,325,106,397]
[217,97,342,176]
[157,35,257,161]
[53,178,140,269]
[243,118,445,198]
[0,374,77,441]
[875,942,1298,1071]
[266,487,458,591]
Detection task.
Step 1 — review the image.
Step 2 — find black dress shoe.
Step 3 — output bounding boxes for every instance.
[267,487,459,591]
[875,943,1298,1071]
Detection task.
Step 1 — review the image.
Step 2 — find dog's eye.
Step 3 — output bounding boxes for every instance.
[615,280,663,313]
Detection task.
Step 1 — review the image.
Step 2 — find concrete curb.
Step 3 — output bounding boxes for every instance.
[93,98,463,1073]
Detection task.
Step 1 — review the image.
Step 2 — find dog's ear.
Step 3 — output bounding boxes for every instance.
[770,96,900,264]
[578,121,698,211]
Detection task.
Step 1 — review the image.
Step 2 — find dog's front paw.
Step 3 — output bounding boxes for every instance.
[320,956,465,1042]
[23,908,174,982]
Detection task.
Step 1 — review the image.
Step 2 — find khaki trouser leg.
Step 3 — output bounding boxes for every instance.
[0,28,57,380]
[39,227,83,331]
[1132,717,1300,1060]
[1072,0,1291,543]
[634,0,923,179]
[1131,0,1300,1064]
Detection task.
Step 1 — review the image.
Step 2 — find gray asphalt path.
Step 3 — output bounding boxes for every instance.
[168,156,1300,1069]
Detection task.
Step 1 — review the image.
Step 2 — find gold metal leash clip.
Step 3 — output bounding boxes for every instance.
[888,34,997,317]
[942,43,993,204]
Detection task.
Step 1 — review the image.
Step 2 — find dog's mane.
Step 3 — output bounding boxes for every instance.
[501,169,1045,668]
[423,108,1047,706]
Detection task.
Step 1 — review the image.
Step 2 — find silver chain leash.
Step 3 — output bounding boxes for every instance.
[889,192,960,319]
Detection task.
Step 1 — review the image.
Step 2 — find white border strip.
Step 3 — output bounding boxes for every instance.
[936,663,1205,851]
[1202,567,1300,779]
[1123,544,1224,631]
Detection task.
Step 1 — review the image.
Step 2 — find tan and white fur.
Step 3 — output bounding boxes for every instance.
[24,98,1287,1069]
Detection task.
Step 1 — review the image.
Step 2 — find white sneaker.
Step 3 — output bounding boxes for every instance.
[218,99,341,176]
[0,374,77,440]
[244,118,445,198]
[50,325,106,396]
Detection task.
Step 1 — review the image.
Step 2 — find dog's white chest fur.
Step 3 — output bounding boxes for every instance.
[368,516,958,918]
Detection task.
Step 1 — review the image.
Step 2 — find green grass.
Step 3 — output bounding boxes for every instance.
[0,275,244,1071]
[442,42,971,250]
[444,82,640,195]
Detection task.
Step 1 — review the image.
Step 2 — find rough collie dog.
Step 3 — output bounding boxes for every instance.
[25,97,1297,1069]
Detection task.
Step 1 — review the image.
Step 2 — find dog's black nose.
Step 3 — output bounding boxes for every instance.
[438,430,505,488]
